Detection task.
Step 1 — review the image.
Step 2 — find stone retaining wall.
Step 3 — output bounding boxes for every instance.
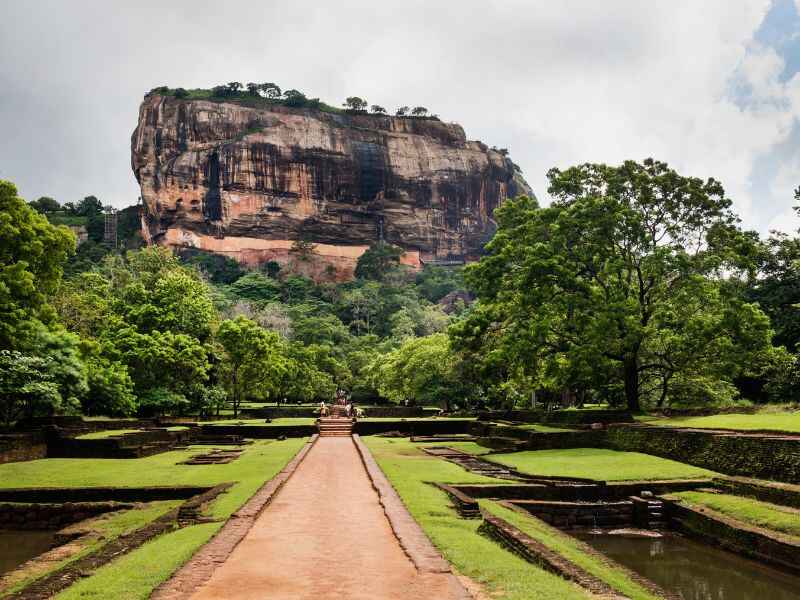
[46,427,193,458]
[242,406,440,419]
[479,510,626,597]
[0,486,211,503]
[511,499,635,529]
[605,425,800,484]
[354,420,471,436]
[240,407,318,418]
[476,409,633,425]
[712,476,800,509]
[0,433,47,464]
[666,499,800,573]
[200,424,317,439]
[479,424,800,484]
[0,501,133,530]
[15,417,157,432]
[469,423,605,451]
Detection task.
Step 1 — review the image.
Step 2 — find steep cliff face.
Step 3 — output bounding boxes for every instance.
[132,94,532,280]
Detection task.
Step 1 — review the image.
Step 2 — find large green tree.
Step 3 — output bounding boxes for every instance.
[0,180,75,348]
[0,351,61,426]
[354,242,403,281]
[217,317,288,416]
[370,333,465,410]
[459,159,773,411]
[747,223,800,352]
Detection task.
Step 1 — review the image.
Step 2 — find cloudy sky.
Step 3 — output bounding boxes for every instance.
[2,0,800,234]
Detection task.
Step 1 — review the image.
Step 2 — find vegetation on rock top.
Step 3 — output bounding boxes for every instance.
[147,82,439,120]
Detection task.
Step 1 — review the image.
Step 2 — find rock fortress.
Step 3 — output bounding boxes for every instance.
[132,92,532,281]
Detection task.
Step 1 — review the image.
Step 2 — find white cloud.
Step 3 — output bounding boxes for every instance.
[768,153,800,232]
[1,0,798,235]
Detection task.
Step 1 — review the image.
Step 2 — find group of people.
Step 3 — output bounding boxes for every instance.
[318,389,359,419]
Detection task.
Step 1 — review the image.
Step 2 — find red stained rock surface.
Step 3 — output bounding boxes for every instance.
[132,95,531,281]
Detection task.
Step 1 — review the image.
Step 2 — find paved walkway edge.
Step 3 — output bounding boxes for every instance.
[151,435,320,600]
[352,435,474,598]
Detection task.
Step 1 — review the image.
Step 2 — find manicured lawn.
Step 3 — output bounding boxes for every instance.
[77,426,190,439]
[364,437,588,600]
[2,438,308,599]
[0,438,307,520]
[669,491,800,539]
[484,501,660,600]
[76,429,142,439]
[55,522,220,600]
[415,440,494,455]
[2,501,180,596]
[645,412,800,433]
[515,423,576,433]
[489,448,716,481]
[199,417,316,426]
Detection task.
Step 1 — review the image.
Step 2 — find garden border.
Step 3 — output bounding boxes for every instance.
[351,434,473,599]
[150,434,318,600]
[2,484,231,600]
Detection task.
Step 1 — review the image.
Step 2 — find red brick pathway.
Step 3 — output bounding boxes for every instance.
[189,436,469,600]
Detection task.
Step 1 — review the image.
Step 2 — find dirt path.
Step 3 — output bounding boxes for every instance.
[190,436,468,600]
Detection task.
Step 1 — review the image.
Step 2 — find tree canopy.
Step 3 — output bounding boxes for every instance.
[0,181,75,348]
[454,159,776,411]
[354,242,404,281]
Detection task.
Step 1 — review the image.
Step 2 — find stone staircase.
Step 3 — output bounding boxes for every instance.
[318,413,354,437]
[330,405,349,418]
[645,498,666,528]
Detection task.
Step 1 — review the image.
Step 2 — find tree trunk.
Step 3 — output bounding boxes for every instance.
[623,355,641,412]
[656,372,672,408]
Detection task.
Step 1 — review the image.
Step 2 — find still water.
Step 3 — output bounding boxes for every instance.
[577,532,800,600]
[0,530,57,575]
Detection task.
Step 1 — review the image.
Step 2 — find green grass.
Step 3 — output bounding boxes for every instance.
[489,448,716,481]
[514,423,576,433]
[46,214,87,227]
[669,491,800,539]
[55,522,220,600]
[15,438,309,598]
[645,411,800,433]
[200,417,316,426]
[483,501,660,600]
[76,429,142,439]
[363,437,588,599]
[2,501,180,596]
[414,441,494,456]
[77,426,189,439]
[0,439,300,493]
[93,501,183,538]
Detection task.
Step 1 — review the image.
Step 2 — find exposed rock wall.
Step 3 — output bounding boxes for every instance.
[132,94,531,280]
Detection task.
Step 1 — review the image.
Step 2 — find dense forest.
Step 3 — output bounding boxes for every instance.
[0,179,468,424]
[3,158,800,424]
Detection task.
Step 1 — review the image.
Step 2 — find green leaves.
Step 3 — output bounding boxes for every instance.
[217,316,288,414]
[0,180,75,348]
[0,350,61,426]
[371,333,465,410]
[458,159,774,410]
[354,242,404,282]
